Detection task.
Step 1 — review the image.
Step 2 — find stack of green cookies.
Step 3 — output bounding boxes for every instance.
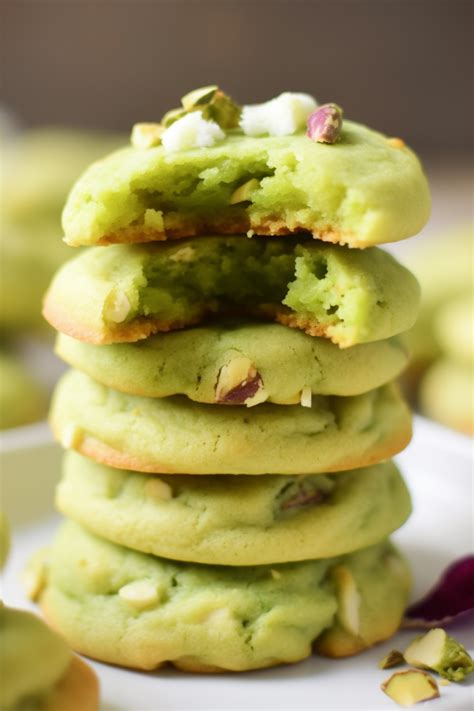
[30,89,430,672]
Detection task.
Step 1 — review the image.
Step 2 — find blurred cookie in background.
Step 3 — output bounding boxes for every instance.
[0,126,125,428]
[403,227,473,435]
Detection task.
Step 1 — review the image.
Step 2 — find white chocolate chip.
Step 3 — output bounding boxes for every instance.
[104,291,131,324]
[161,111,225,153]
[145,478,173,501]
[331,565,361,636]
[300,386,312,408]
[119,580,159,609]
[61,423,83,450]
[131,122,165,149]
[240,92,318,137]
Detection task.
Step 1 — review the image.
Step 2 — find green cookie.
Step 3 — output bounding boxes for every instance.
[57,452,411,565]
[61,121,430,248]
[0,604,71,710]
[50,370,412,475]
[0,352,47,430]
[35,522,410,672]
[43,237,420,347]
[434,295,473,367]
[55,325,409,404]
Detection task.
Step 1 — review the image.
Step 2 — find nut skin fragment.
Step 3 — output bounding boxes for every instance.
[215,356,266,406]
[404,628,474,681]
[379,650,405,669]
[381,670,439,707]
[307,103,344,144]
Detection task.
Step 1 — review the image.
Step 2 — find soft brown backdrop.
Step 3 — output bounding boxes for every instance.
[2,0,473,156]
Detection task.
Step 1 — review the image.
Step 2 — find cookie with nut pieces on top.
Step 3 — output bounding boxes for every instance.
[61,88,430,249]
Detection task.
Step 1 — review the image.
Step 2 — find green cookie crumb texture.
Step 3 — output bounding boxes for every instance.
[51,369,412,475]
[55,325,410,403]
[0,352,47,430]
[36,522,411,672]
[56,452,411,565]
[0,604,71,710]
[62,121,430,248]
[44,237,420,348]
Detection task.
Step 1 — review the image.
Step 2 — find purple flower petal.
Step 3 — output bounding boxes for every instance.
[403,555,474,628]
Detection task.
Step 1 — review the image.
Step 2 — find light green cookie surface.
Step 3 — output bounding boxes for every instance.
[50,370,412,475]
[0,604,71,710]
[57,452,411,565]
[37,522,411,671]
[43,237,420,347]
[0,352,47,429]
[62,121,430,248]
[55,325,410,403]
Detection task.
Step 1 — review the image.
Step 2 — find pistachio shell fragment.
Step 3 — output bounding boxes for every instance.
[381,670,439,707]
[404,628,473,682]
[379,650,405,669]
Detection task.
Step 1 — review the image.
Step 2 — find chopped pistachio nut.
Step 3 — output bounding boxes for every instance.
[404,628,474,682]
[240,92,318,137]
[161,107,187,127]
[118,579,159,609]
[388,137,406,149]
[307,103,344,144]
[331,565,361,636]
[168,245,196,263]
[181,85,218,110]
[161,111,225,153]
[300,386,312,408]
[381,670,439,707]
[22,549,48,602]
[215,356,266,406]
[130,122,164,148]
[104,290,131,324]
[229,178,260,205]
[145,478,173,501]
[61,423,83,450]
[379,650,406,670]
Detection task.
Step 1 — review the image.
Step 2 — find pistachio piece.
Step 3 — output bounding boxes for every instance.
[229,178,260,205]
[300,386,312,408]
[277,477,333,515]
[104,290,131,324]
[60,423,83,450]
[379,650,405,670]
[130,122,164,148]
[161,107,187,127]
[145,478,173,501]
[381,670,439,707]
[331,565,361,636]
[307,103,344,144]
[404,628,473,681]
[215,356,266,406]
[203,89,241,129]
[181,85,218,111]
[118,579,159,609]
[22,549,48,602]
[388,137,406,149]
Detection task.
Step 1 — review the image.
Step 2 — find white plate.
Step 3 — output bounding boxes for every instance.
[1,417,473,711]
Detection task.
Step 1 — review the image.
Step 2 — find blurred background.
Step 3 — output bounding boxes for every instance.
[1,0,473,433]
